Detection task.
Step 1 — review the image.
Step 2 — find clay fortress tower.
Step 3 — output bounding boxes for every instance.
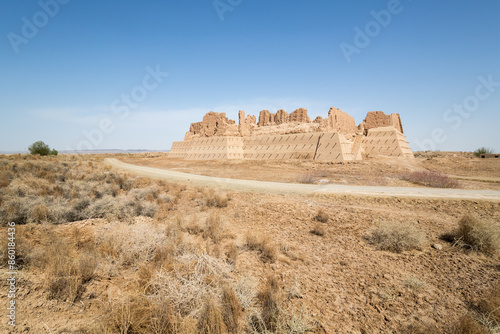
[168,107,413,162]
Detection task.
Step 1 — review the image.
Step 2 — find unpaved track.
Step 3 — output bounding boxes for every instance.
[105,158,500,201]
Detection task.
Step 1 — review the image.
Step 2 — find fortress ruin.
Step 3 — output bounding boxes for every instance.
[168,107,413,162]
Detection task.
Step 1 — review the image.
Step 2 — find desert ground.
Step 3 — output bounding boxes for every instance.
[0,152,499,333]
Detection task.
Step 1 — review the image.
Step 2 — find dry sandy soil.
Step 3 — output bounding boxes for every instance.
[119,151,500,191]
[0,152,499,333]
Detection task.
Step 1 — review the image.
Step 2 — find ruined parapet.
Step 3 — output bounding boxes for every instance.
[238,110,256,137]
[186,111,239,138]
[258,110,274,127]
[361,111,404,134]
[275,109,289,124]
[289,108,311,123]
[327,107,358,134]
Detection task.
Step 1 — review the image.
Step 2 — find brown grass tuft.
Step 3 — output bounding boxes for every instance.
[204,189,229,208]
[455,314,487,334]
[402,170,460,188]
[310,222,326,236]
[204,213,224,244]
[197,297,225,334]
[245,233,278,263]
[32,204,49,223]
[296,173,317,184]
[367,221,427,253]
[221,285,242,333]
[259,275,281,332]
[226,241,238,265]
[314,209,329,223]
[455,215,500,256]
[477,283,500,327]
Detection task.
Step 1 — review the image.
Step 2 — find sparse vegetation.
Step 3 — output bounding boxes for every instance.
[474,147,494,157]
[402,169,460,188]
[0,156,164,225]
[296,173,318,184]
[310,222,326,236]
[313,209,330,223]
[367,221,427,253]
[402,276,426,292]
[204,189,229,208]
[197,297,225,334]
[245,233,278,263]
[221,285,242,333]
[1,153,499,333]
[448,214,500,256]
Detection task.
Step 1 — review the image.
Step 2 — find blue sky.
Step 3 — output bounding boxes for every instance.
[1,0,499,152]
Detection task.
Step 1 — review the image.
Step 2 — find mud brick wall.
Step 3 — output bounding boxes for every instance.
[361,127,413,158]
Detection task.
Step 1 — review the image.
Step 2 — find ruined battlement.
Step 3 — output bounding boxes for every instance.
[171,108,413,162]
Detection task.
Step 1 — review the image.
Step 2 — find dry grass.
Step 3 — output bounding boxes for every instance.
[204,189,229,208]
[226,241,238,265]
[204,213,224,244]
[296,173,318,184]
[310,222,326,236]
[454,215,500,256]
[477,284,500,331]
[0,155,315,332]
[402,170,460,188]
[221,285,242,333]
[367,221,427,253]
[313,209,330,223]
[197,297,225,334]
[454,315,488,334]
[258,275,281,332]
[245,233,278,263]
[402,276,426,292]
[0,155,169,226]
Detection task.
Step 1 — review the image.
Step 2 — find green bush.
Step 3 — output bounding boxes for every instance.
[473,147,493,157]
[28,141,58,156]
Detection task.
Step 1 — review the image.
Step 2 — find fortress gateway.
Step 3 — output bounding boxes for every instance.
[168,108,414,162]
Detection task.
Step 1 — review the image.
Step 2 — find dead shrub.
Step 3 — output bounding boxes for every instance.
[104,296,151,334]
[296,173,317,184]
[455,215,500,256]
[367,221,426,253]
[226,242,238,265]
[454,314,487,334]
[259,275,281,332]
[204,213,224,244]
[402,170,459,188]
[313,209,329,223]
[245,233,278,263]
[147,298,180,334]
[185,216,204,235]
[32,204,49,223]
[205,190,229,208]
[95,221,170,267]
[233,277,257,313]
[310,222,326,236]
[402,276,426,292]
[221,285,242,333]
[78,252,98,283]
[477,283,500,327]
[197,297,225,334]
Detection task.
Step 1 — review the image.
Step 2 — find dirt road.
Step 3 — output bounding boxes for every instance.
[105,158,500,201]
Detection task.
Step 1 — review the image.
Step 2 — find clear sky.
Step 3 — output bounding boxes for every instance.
[1,0,499,153]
